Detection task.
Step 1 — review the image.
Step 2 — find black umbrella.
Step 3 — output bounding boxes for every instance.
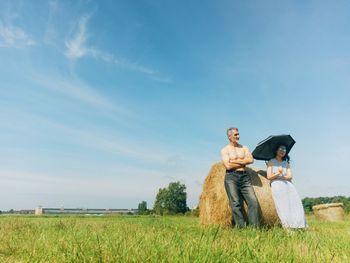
[252,134,296,161]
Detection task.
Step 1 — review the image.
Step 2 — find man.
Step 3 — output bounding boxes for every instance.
[221,127,260,227]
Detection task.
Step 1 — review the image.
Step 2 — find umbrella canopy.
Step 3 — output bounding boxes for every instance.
[252,134,296,161]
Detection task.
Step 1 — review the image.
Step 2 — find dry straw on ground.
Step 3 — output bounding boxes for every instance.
[199,162,280,227]
[312,203,344,221]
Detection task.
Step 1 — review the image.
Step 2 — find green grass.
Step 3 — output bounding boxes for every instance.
[0,214,349,262]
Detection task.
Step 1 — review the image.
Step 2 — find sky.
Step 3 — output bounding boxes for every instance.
[1,0,350,211]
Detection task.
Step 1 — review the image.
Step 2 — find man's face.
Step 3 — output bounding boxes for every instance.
[228,130,240,142]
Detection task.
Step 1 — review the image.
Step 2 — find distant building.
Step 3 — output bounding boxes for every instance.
[19,209,35,214]
[35,206,43,215]
[34,207,138,215]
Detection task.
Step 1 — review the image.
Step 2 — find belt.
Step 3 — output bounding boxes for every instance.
[226,169,246,174]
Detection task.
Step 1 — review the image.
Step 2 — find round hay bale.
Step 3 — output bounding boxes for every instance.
[312,203,344,221]
[199,162,279,227]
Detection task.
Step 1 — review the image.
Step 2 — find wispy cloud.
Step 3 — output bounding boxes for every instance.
[40,117,177,165]
[64,15,170,81]
[65,15,90,59]
[0,20,35,48]
[43,0,60,46]
[32,72,129,114]
[0,109,169,166]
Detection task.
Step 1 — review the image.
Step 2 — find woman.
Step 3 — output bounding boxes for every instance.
[267,145,307,229]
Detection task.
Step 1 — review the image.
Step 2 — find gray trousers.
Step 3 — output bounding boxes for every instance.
[224,170,260,227]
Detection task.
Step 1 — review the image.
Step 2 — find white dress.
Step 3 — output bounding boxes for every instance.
[270,159,307,228]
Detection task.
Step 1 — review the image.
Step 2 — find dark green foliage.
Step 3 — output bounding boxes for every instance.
[153,188,168,215]
[137,201,149,215]
[302,196,350,213]
[153,181,189,215]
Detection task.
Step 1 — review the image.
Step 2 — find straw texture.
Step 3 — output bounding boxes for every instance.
[312,203,344,221]
[199,162,280,227]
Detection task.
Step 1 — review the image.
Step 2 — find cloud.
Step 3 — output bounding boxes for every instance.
[0,21,35,48]
[0,108,168,166]
[43,0,60,45]
[32,72,129,114]
[65,15,90,59]
[64,15,170,81]
[49,121,170,164]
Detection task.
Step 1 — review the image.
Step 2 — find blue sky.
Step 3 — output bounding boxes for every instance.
[1,0,349,210]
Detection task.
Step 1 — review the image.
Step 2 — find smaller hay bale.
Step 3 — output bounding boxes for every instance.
[199,162,280,227]
[312,203,344,221]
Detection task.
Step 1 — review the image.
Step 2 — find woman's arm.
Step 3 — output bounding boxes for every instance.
[266,161,287,180]
[284,164,293,180]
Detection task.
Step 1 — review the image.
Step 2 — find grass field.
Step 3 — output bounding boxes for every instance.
[0,214,349,262]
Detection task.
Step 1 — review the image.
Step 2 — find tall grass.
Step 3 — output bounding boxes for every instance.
[0,214,349,262]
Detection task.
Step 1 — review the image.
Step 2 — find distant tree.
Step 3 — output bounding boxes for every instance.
[302,197,316,213]
[153,181,189,215]
[165,182,188,214]
[138,201,149,215]
[153,187,168,215]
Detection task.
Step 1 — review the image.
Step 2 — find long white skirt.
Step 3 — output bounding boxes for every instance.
[271,180,307,228]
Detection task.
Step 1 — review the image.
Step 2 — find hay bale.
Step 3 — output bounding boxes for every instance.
[199,162,279,227]
[312,203,344,221]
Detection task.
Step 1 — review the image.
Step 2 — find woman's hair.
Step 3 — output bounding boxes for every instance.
[275,144,290,162]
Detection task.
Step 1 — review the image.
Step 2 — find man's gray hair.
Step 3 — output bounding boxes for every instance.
[226,127,239,137]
